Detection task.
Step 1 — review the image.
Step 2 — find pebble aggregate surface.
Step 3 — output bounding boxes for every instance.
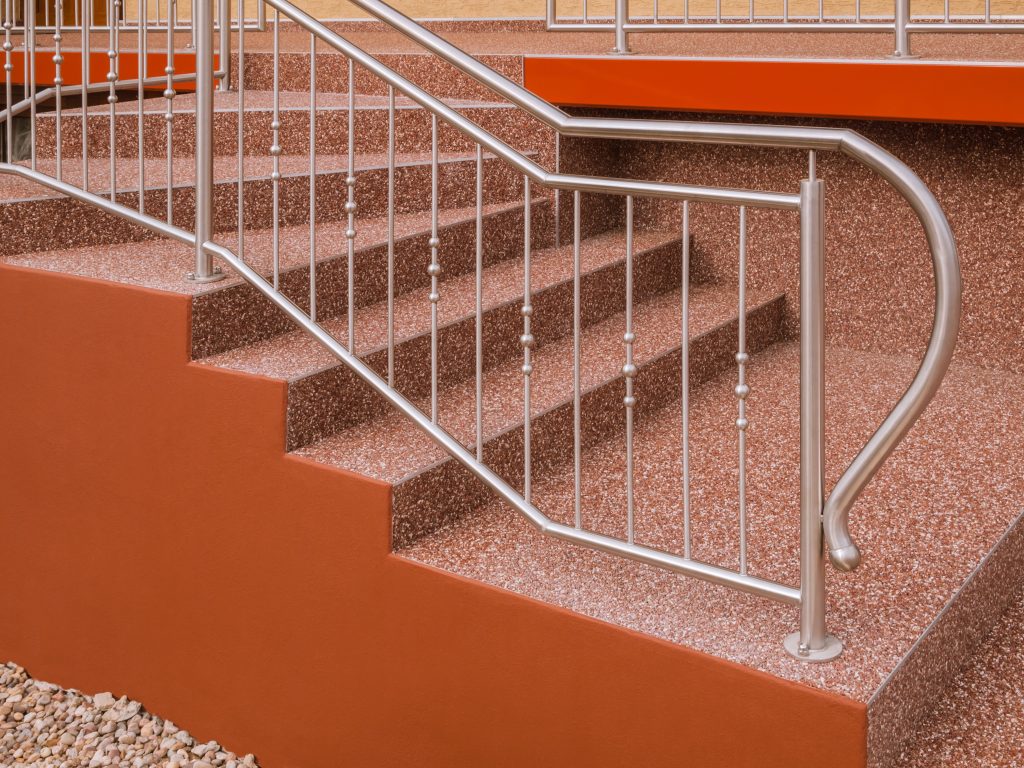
[0,664,258,768]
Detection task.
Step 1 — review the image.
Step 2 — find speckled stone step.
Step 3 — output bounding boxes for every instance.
[0,150,528,257]
[34,92,553,165]
[200,227,688,451]
[294,283,784,548]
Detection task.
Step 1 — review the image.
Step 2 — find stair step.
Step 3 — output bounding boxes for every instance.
[293,284,784,546]
[201,227,690,449]
[0,150,528,256]
[193,196,555,357]
[34,91,551,162]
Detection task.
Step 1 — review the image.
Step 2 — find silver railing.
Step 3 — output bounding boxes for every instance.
[0,0,264,32]
[547,0,1024,56]
[0,0,961,660]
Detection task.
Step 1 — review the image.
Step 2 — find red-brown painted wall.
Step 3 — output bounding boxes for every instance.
[0,264,866,767]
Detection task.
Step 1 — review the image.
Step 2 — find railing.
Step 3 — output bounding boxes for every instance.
[547,0,1024,56]
[0,0,961,661]
[0,0,265,32]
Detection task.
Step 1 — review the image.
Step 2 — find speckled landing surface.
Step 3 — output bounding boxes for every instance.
[401,341,1024,765]
[898,587,1024,767]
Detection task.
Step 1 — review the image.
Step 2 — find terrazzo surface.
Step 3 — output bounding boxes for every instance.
[401,340,1024,704]
[897,588,1024,767]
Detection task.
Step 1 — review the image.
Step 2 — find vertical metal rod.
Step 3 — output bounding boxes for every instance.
[217,0,228,90]
[716,0,721,24]
[191,0,218,281]
[345,57,356,353]
[522,175,533,503]
[236,0,244,259]
[943,0,948,22]
[4,0,12,165]
[553,131,560,250]
[654,0,659,22]
[624,195,636,544]
[573,190,582,530]
[270,8,280,289]
[612,0,630,53]
[893,0,912,57]
[797,170,830,656]
[984,0,991,22]
[855,0,861,23]
[783,0,788,24]
[818,0,823,21]
[748,0,753,22]
[82,0,90,190]
[107,0,119,201]
[736,206,749,575]
[308,34,317,322]
[474,143,483,461]
[428,113,440,424]
[164,0,174,223]
[682,200,691,559]
[27,0,35,170]
[386,84,395,387]
[137,0,146,214]
[582,0,587,22]
[684,0,689,24]
[53,0,63,180]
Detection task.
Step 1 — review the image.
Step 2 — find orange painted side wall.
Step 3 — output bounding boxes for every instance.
[524,57,1024,126]
[0,264,867,768]
[9,50,209,89]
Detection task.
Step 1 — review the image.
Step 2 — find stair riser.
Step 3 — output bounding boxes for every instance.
[34,104,549,161]
[391,296,786,548]
[284,237,685,451]
[232,51,524,102]
[191,200,554,359]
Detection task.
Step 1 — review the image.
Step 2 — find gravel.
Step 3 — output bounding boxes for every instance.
[0,662,260,768]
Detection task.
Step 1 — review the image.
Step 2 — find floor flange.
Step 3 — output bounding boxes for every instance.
[784,632,844,662]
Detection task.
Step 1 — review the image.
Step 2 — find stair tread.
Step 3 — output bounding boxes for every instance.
[0,197,539,296]
[0,149,496,203]
[293,282,782,484]
[201,227,680,380]
[398,341,1024,705]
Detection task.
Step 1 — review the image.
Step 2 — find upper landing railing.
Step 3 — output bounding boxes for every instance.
[547,0,1024,56]
[0,0,961,661]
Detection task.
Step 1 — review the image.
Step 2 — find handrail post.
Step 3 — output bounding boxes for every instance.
[785,163,842,662]
[891,0,914,58]
[612,0,631,54]
[218,0,230,90]
[189,0,223,281]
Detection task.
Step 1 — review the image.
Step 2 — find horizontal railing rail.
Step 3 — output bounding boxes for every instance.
[0,0,961,660]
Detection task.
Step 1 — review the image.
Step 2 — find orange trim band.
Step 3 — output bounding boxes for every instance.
[524,57,1024,126]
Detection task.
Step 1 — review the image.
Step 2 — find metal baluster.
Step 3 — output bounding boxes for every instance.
[270,8,280,289]
[624,195,636,544]
[163,0,174,223]
[818,0,823,21]
[137,0,145,214]
[684,0,689,24]
[736,206,749,575]
[386,84,395,387]
[654,0,660,21]
[682,200,691,559]
[783,0,788,23]
[985,0,991,22]
[522,175,534,503]
[27,0,36,170]
[3,0,12,165]
[107,0,119,201]
[82,0,91,189]
[345,57,356,353]
[553,132,559,250]
[943,0,948,22]
[582,0,587,22]
[53,0,63,180]
[748,0,753,22]
[428,114,441,423]
[855,0,861,23]
[308,34,317,322]
[573,190,582,529]
[475,144,483,460]
[716,0,721,24]
[236,0,244,258]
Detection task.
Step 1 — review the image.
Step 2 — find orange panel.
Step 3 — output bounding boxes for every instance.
[0,264,867,768]
[9,50,213,90]
[525,56,1024,126]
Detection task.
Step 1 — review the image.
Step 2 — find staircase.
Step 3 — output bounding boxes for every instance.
[2,3,1023,767]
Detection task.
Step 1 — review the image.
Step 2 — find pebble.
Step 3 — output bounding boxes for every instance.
[0,662,262,768]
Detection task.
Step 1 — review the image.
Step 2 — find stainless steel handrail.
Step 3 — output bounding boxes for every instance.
[332,0,963,573]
